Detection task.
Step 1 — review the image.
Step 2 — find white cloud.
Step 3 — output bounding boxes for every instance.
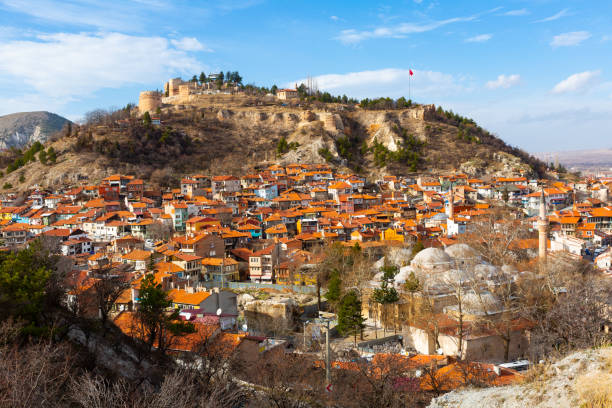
[504,9,529,16]
[551,31,591,47]
[290,68,465,99]
[0,32,204,112]
[170,37,211,52]
[330,15,339,21]
[552,70,601,94]
[0,0,148,31]
[336,14,478,44]
[465,33,492,43]
[486,74,521,89]
[535,8,569,23]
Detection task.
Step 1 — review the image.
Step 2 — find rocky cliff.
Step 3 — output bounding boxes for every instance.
[0,111,70,149]
[0,97,546,190]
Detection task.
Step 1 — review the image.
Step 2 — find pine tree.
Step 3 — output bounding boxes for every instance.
[325,269,342,306]
[143,111,152,126]
[411,240,425,258]
[148,254,156,271]
[337,290,365,345]
[47,147,56,164]
[199,72,206,84]
[38,150,47,165]
[371,264,399,334]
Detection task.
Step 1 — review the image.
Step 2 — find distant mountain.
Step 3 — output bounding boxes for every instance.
[0,111,71,150]
[536,148,612,171]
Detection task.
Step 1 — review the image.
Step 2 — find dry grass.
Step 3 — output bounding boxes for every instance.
[575,372,612,408]
[574,350,612,408]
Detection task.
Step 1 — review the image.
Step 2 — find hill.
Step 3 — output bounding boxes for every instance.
[0,111,71,150]
[0,95,546,190]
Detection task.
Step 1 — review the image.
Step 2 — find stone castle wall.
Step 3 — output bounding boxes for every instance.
[138,91,162,115]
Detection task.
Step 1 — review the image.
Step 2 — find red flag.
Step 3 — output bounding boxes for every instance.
[409,69,414,76]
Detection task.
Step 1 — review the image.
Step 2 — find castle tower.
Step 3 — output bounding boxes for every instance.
[138,91,162,115]
[537,188,549,264]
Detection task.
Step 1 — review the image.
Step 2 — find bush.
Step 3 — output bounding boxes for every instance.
[318,147,333,162]
[3,182,12,189]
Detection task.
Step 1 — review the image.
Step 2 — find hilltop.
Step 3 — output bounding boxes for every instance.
[0,94,545,190]
[0,111,70,150]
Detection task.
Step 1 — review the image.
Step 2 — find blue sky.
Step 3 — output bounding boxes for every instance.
[0,0,611,153]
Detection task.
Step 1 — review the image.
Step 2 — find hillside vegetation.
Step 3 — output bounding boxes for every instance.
[0,95,546,190]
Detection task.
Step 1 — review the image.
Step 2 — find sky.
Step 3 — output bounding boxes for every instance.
[0,0,611,153]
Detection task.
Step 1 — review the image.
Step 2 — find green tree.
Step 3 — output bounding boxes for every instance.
[215,72,224,88]
[325,269,342,307]
[371,264,400,334]
[0,241,54,324]
[502,186,509,204]
[143,111,152,126]
[39,150,47,165]
[337,290,365,345]
[3,182,12,189]
[137,273,194,354]
[18,172,25,183]
[199,72,207,84]
[148,254,156,271]
[411,240,425,258]
[270,84,278,94]
[47,147,56,164]
[404,271,421,293]
[191,75,198,83]
[276,135,289,155]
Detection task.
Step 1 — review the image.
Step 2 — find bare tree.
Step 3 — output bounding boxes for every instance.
[519,256,612,360]
[91,267,131,330]
[458,206,530,266]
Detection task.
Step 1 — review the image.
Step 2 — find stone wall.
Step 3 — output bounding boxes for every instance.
[138,91,162,115]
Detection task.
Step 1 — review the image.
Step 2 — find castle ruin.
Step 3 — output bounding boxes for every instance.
[138,91,162,115]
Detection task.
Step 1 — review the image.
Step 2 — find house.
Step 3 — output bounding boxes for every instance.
[202,257,239,284]
[277,89,298,100]
[1,223,29,245]
[249,243,283,282]
[173,233,225,258]
[164,201,188,232]
[122,249,152,271]
[61,237,93,256]
[595,249,612,270]
[171,252,203,282]
[211,176,241,197]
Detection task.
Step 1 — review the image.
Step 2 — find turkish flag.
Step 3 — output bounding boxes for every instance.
[409,69,414,76]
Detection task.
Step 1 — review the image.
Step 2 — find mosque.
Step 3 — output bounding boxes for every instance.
[362,190,549,362]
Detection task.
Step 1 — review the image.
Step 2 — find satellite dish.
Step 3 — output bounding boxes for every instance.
[216,308,222,316]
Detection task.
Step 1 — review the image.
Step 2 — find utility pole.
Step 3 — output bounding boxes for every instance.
[325,319,331,385]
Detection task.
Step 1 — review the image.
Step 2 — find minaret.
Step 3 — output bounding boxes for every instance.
[447,187,454,220]
[537,188,549,264]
